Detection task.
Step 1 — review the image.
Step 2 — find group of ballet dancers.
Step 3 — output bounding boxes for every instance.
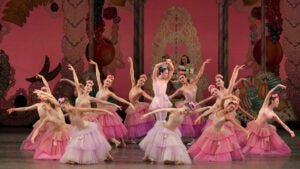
[7,57,295,165]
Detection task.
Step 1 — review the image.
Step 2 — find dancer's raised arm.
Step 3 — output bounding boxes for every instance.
[36,74,51,94]
[228,65,244,94]
[33,90,60,106]
[152,61,165,81]
[261,84,286,108]
[67,64,82,96]
[128,57,136,87]
[89,60,103,89]
[191,59,211,85]
[166,59,175,81]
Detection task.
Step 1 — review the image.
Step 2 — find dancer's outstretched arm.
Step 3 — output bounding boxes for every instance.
[110,92,135,109]
[195,95,216,107]
[194,106,215,124]
[238,105,255,120]
[273,113,295,137]
[7,104,39,114]
[141,91,153,101]
[190,106,211,114]
[225,113,249,138]
[89,97,121,110]
[166,59,175,81]
[76,107,113,116]
[143,107,179,119]
[168,89,182,100]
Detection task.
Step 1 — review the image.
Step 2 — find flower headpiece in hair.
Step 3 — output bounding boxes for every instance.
[215,74,223,79]
[58,97,65,105]
[223,97,239,109]
[86,80,94,86]
[188,102,195,110]
[208,84,217,93]
[41,86,47,92]
[177,71,186,77]
[272,93,279,99]
[139,74,147,81]
[40,96,48,102]
[107,75,115,81]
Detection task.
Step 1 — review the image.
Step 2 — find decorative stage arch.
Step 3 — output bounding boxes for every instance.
[150,6,209,100]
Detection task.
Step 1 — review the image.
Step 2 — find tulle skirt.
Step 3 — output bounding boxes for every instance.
[34,125,72,160]
[21,121,47,151]
[188,126,244,162]
[139,121,192,164]
[242,121,291,155]
[60,122,112,164]
[175,101,195,137]
[124,102,155,139]
[98,108,127,140]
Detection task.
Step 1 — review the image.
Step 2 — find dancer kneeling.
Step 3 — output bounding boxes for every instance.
[189,95,249,162]
[242,84,295,155]
[139,103,210,165]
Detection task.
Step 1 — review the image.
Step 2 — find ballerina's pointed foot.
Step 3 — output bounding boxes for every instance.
[105,155,113,162]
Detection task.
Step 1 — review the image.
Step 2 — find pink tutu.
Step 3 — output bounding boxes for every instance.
[139,121,192,164]
[84,113,103,132]
[242,121,291,155]
[21,121,47,151]
[224,120,247,147]
[188,126,244,161]
[175,101,195,137]
[60,122,112,164]
[34,125,72,160]
[98,109,127,140]
[124,102,155,139]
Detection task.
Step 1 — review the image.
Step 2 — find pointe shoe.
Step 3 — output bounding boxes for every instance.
[115,141,121,147]
[164,160,175,165]
[174,161,184,165]
[105,155,113,162]
[130,139,137,144]
[66,160,77,165]
[143,156,150,162]
[187,139,195,146]
[117,141,126,148]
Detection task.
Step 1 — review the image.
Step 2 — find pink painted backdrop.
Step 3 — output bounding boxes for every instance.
[0,0,287,101]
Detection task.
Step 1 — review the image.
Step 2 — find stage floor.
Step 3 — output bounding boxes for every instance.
[0,128,299,169]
